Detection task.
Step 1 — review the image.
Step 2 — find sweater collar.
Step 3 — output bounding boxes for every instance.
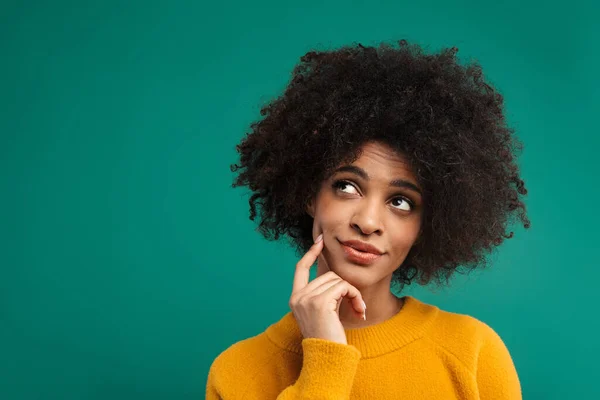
[265,295,439,359]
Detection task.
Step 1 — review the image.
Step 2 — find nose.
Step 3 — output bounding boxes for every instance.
[350,198,384,236]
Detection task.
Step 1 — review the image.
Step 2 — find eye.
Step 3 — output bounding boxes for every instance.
[332,180,414,212]
[332,180,359,195]
[391,197,413,211]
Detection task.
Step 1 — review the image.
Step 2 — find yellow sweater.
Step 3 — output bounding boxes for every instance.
[206,295,521,399]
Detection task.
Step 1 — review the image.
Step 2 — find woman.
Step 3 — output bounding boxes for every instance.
[206,39,530,399]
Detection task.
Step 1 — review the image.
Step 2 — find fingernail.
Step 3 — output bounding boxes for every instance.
[362,300,367,310]
[363,310,366,320]
[315,234,323,243]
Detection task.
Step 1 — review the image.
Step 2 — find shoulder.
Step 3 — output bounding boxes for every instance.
[209,332,278,375]
[207,328,291,393]
[425,304,513,374]
[423,302,522,397]
[429,304,501,341]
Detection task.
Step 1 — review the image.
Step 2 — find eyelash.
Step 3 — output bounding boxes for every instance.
[331,179,415,211]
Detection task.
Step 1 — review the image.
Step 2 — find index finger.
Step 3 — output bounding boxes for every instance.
[292,235,324,294]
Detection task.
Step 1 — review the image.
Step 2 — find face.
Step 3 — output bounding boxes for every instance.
[306,141,423,288]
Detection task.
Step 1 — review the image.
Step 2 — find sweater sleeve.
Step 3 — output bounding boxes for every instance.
[276,338,362,400]
[475,323,522,400]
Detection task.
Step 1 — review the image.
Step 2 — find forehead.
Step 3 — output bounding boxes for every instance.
[349,141,416,180]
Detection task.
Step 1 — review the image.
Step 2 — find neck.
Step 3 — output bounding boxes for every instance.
[316,257,405,329]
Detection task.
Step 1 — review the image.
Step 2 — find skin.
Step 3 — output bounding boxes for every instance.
[306,140,424,328]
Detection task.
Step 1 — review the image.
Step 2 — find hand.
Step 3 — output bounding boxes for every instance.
[289,234,367,345]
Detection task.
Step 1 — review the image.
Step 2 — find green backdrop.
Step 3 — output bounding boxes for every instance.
[1,1,598,399]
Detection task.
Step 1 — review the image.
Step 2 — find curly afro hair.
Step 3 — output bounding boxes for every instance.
[230,39,531,289]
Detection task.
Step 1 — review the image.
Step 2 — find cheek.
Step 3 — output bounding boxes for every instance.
[389,220,421,250]
[313,204,345,237]
[312,213,332,239]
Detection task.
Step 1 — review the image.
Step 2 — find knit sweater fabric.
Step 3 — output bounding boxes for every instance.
[206,295,521,399]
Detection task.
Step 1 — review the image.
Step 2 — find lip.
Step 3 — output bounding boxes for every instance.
[340,243,382,265]
[339,240,384,255]
[338,239,384,266]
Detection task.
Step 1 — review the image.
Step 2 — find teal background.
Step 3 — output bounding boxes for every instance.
[1,1,598,399]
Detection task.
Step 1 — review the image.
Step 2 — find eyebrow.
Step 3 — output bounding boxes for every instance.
[334,165,423,196]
